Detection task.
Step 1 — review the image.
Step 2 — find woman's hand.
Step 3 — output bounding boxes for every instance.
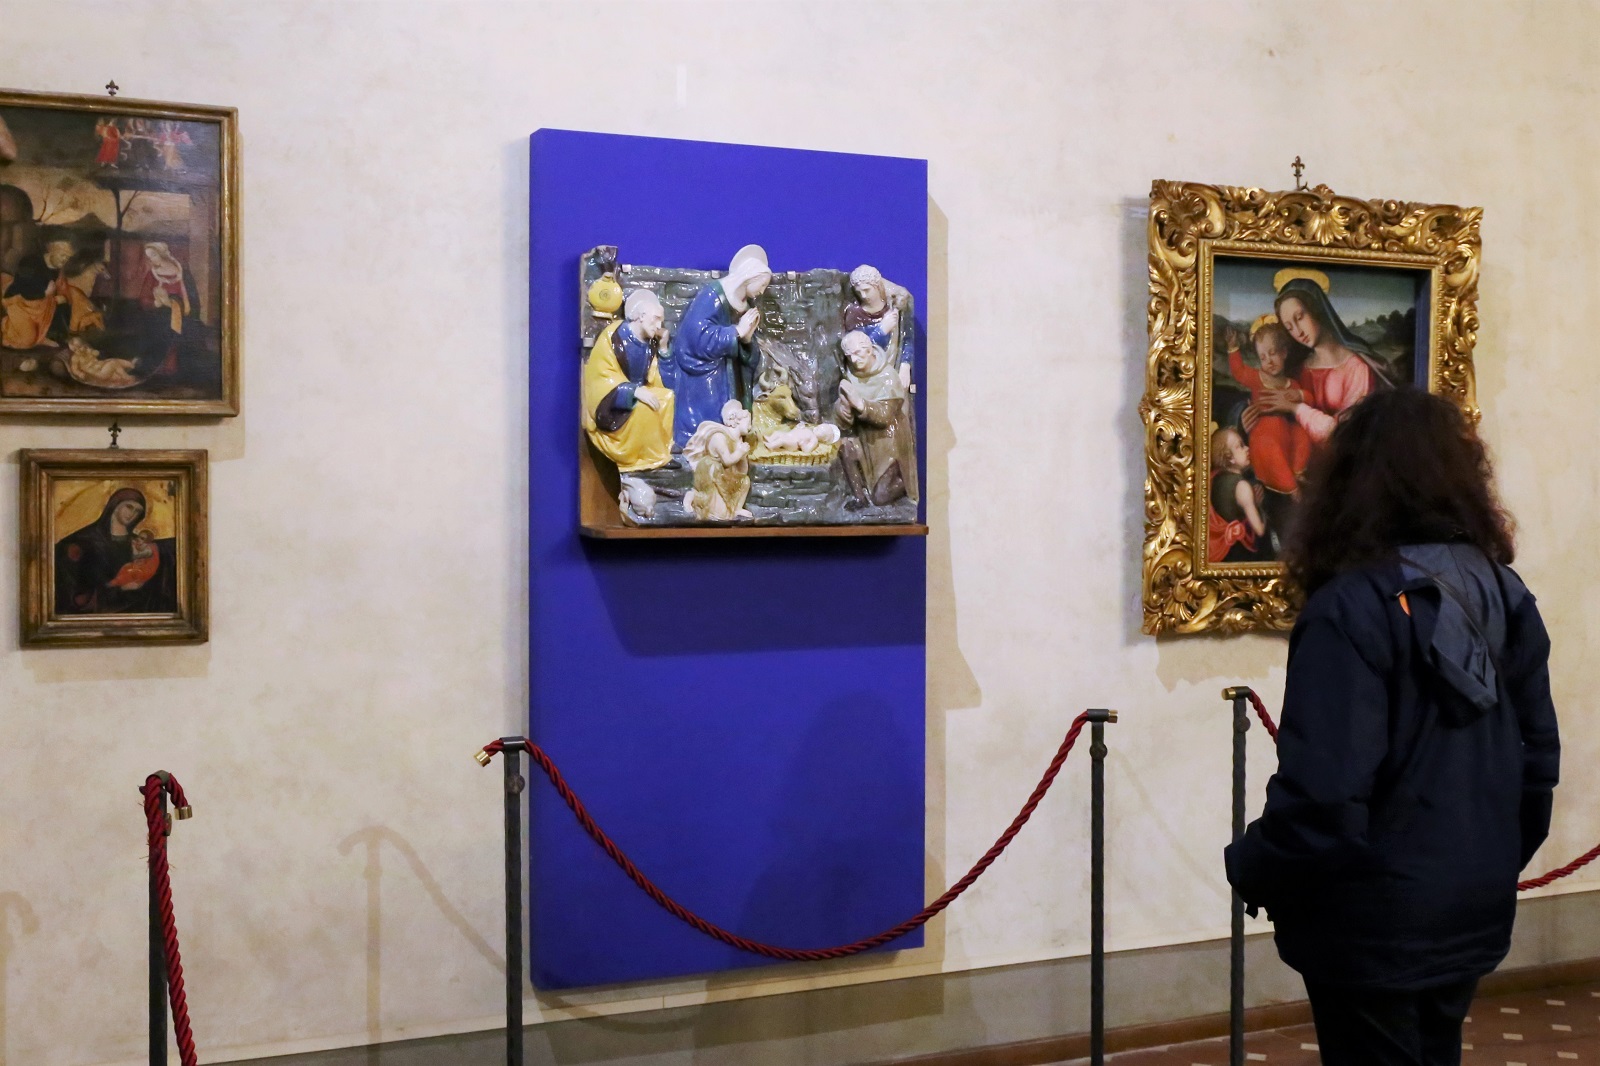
[634,386,662,412]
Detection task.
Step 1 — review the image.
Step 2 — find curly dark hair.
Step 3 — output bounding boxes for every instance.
[1283,387,1515,594]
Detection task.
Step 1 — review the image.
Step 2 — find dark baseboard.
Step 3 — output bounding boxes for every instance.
[869,956,1600,1066]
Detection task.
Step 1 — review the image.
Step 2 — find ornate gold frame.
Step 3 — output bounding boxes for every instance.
[1141,181,1481,635]
[0,88,239,415]
[20,449,208,646]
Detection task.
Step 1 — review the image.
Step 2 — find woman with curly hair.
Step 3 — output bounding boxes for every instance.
[1225,388,1559,1066]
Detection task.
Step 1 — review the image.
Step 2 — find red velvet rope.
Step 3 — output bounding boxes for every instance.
[1236,687,1596,893]
[142,773,198,1066]
[483,712,1093,961]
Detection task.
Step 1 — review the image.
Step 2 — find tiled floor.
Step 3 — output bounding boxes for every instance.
[1059,979,1600,1065]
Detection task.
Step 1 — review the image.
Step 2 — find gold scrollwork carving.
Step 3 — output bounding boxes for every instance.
[1140,181,1482,635]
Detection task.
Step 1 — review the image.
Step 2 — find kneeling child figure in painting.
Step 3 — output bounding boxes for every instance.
[1224,388,1559,1066]
[1230,320,1312,496]
[835,330,918,510]
[1208,426,1270,562]
[682,400,753,522]
[55,488,179,615]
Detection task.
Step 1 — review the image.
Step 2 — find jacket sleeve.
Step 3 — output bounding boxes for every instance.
[1224,605,1393,909]
[1505,594,1559,868]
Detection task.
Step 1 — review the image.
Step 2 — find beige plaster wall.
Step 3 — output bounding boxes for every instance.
[1,1,1597,1063]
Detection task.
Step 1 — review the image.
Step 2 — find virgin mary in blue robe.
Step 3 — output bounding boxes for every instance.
[663,279,761,449]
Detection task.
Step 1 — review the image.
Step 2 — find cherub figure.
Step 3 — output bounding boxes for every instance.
[682,400,754,521]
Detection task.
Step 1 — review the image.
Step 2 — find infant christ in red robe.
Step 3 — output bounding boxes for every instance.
[1227,320,1311,495]
[109,529,159,590]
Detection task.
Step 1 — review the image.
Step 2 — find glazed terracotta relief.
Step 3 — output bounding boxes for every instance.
[577,245,923,536]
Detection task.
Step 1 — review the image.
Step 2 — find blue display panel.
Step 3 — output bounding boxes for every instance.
[528,130,928,988]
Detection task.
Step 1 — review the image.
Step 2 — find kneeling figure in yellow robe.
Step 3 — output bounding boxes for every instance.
[582,289,675,473]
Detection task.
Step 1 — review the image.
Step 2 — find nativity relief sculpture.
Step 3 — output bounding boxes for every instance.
[577,244,924,536]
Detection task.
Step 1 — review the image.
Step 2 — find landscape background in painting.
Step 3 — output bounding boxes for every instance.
[1206,256,1430,564]
[0,100,225,402]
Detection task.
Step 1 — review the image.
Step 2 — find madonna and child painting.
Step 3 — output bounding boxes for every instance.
[577,244,923,535]
[0,91,237,414]
[1206,259,1428,564]
[20,449,208,646]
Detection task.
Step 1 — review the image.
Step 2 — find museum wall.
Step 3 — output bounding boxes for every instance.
[3,1,1599,1064]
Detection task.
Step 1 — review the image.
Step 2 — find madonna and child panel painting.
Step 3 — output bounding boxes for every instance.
[20,450,208,646]
[0,90,237,415]
[1205,258,1428,566]
[577,244,924,536]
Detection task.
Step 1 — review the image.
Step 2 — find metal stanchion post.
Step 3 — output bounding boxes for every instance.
[1086,708,1118,1066]
[150,781,169,1066]
[501,738,528,1066]
[1222,688,1251,1066]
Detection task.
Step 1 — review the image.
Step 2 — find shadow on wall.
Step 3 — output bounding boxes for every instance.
[501,137,532,738]
[917,194,977,973]
[1118,195,1152,648]
[337,826,507,1058]
[0,893,37,1066]
[22,643,211,685]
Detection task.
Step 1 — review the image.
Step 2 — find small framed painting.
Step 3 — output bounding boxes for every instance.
[1141,180,1481,635]
[0,89,238,415]
[20,449,208,646]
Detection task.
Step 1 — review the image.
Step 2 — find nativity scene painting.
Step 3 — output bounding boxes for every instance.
[577,244,923,534]
[1205,259,1426,564]
[0,91,237,414]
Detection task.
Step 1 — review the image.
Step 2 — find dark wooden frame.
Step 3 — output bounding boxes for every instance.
[20,448,208,646]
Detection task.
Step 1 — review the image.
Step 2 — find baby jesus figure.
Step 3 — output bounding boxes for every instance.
[109,529,159,590]
[1227,319,1311,496]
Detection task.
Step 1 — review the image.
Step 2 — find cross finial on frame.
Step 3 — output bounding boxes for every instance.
[108,421,122,449]
[1292,156,1307,191]
[105,80,119,97]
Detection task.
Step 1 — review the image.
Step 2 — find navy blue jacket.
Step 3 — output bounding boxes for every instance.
[1224,544,1560,989]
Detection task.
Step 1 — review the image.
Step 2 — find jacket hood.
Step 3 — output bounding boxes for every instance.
[1397,543,1524,722]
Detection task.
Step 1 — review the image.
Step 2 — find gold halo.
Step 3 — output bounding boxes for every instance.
[1249,313,1280,336]
[1273,267,1330,294]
